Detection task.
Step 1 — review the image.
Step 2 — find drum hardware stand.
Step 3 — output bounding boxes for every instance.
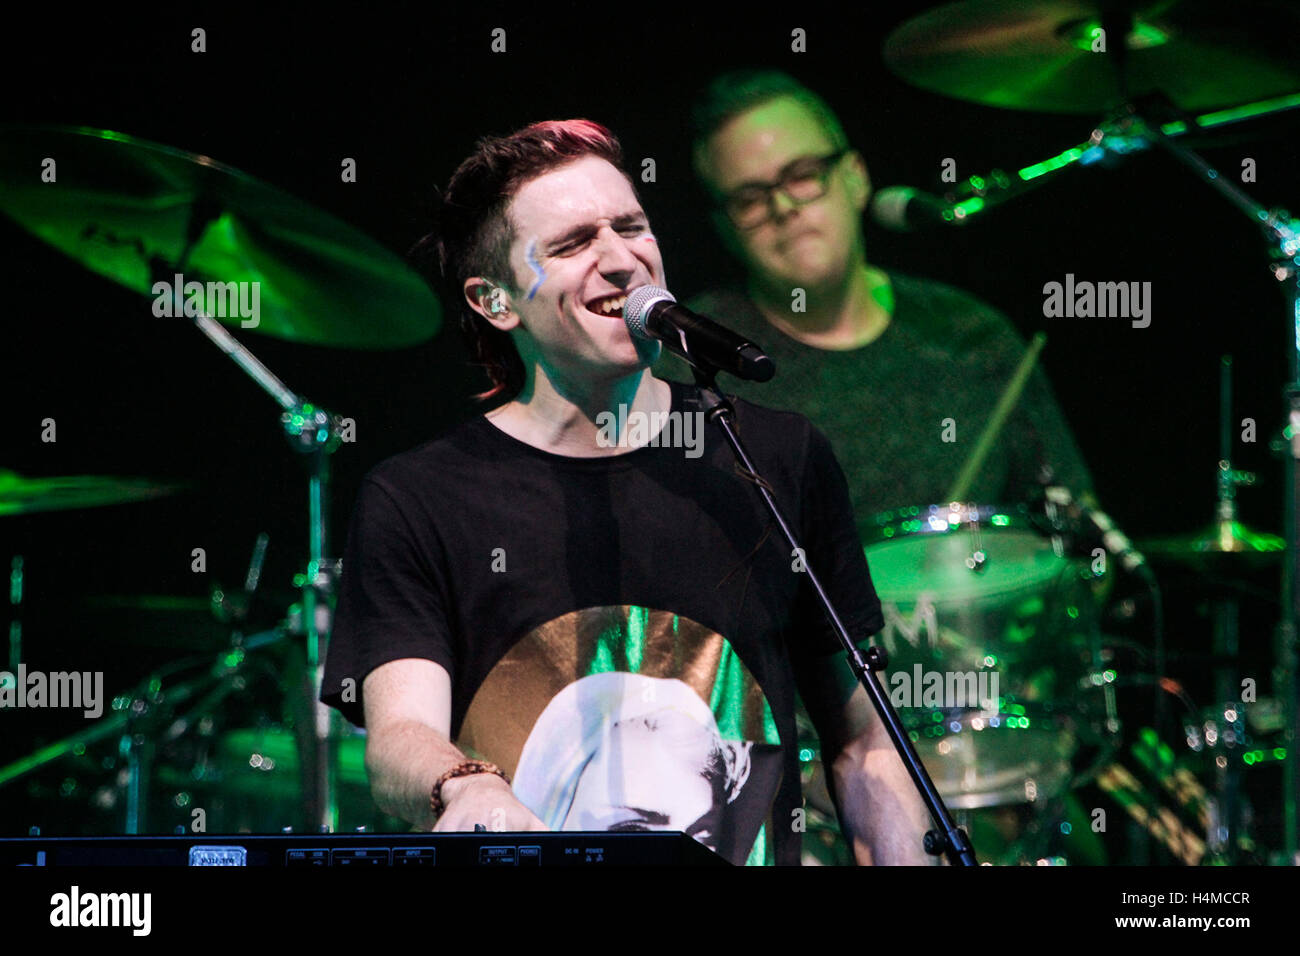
[1020,89,1300,858]
[1083,631,1123,757]
[131,537,282,835]
[119,695,158,834]
[881,4,1300,862]
[8,555,23,674]
[1037,468,1130,732]
[1205,355,1257,861]
[281,407,344,835]
[211,532,271,646]
[686,363,977,865]
[1050,476,1130,804]
[151,207,349,834]
[1039,468,1123,743]
[914,95,1300,850]
[961,511,987,574]
[0,613,291,833]
[61,544,293,837]
[0,126,439,837]
[1013,790,1077,866]
[1124,112,1300,864]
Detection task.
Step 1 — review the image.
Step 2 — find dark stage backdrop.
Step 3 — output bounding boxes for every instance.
[0,5,1296,842]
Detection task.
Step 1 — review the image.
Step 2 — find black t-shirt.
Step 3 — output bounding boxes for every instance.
[321,379,883,866]
[653,274,1093,537]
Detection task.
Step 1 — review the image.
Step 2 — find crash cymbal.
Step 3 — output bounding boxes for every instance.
[0,125,439,348]
[1141,518,1284,568]
[883,0,1300,114]
[0,468,182,517]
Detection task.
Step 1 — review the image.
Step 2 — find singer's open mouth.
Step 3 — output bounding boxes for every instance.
[583,289,642,319]
[585,294,627,317]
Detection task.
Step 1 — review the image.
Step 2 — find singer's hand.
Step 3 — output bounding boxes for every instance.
[434,774,548,833]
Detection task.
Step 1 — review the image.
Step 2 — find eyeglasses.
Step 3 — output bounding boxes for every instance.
[720,150,848,229]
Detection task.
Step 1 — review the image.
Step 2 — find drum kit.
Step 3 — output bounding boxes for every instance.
[0,124,439,836]
[4,0,1299,863]
[798,0,1300,864]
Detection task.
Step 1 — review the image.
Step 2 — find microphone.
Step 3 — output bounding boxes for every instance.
[624,286,775,382]
[870,186,956,232]
[1044,484,1152,578]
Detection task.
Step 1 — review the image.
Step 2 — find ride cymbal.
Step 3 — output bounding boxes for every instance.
[883,0,1300,114]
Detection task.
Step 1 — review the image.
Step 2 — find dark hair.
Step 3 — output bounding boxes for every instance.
[415,120,629,402]
[689,70,849,188]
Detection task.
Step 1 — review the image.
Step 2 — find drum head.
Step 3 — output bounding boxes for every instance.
[865,503,1067,603]
[864,502,1104,809]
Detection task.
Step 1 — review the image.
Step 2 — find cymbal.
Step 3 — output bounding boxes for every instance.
[0,468,182,517]
[1140,518,1285,568]
[883,0,1300,114]
[0,125,439,348]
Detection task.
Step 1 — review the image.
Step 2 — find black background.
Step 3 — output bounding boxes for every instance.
[1,3,1297,847]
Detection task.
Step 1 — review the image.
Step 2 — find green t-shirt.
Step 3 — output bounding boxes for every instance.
[652,273,1093,537]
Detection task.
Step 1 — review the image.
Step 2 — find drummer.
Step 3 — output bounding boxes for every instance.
[653,70,1094,525]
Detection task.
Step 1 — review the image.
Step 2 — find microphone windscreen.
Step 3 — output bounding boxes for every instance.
[623,285,675,339]
[870,187,918,231]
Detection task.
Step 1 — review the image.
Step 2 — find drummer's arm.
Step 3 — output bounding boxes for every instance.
[800,657,937,865]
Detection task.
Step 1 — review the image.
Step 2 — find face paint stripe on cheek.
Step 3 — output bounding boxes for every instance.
[524,238,546,300]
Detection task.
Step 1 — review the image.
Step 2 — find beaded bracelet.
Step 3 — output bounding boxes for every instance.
[429,759,509,818]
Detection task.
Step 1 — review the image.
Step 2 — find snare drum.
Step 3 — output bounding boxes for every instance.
[863,502,1106,808]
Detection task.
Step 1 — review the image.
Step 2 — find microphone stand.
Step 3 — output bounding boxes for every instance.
[687,363,978,866]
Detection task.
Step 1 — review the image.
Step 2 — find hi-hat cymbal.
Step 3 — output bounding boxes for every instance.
[1140,518,1285,569]
[883,0,1300,114]
[0,125,439,348]
[0,468,182,517]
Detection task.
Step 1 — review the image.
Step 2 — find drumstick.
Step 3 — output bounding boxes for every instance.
[945,332,1047,503]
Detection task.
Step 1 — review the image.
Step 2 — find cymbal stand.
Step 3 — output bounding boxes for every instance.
[152,212,348,833]
[1131,113,1300,863]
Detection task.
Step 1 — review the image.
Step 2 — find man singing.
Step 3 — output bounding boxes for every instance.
[321,119,932,865]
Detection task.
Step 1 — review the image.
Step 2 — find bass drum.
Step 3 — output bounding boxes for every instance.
[863,502,1110,809]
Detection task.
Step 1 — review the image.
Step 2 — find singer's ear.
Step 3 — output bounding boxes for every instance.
[845,151,871,212]
[464,277,518,330]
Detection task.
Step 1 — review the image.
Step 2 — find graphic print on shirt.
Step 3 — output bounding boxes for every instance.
[456,605,784,865]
